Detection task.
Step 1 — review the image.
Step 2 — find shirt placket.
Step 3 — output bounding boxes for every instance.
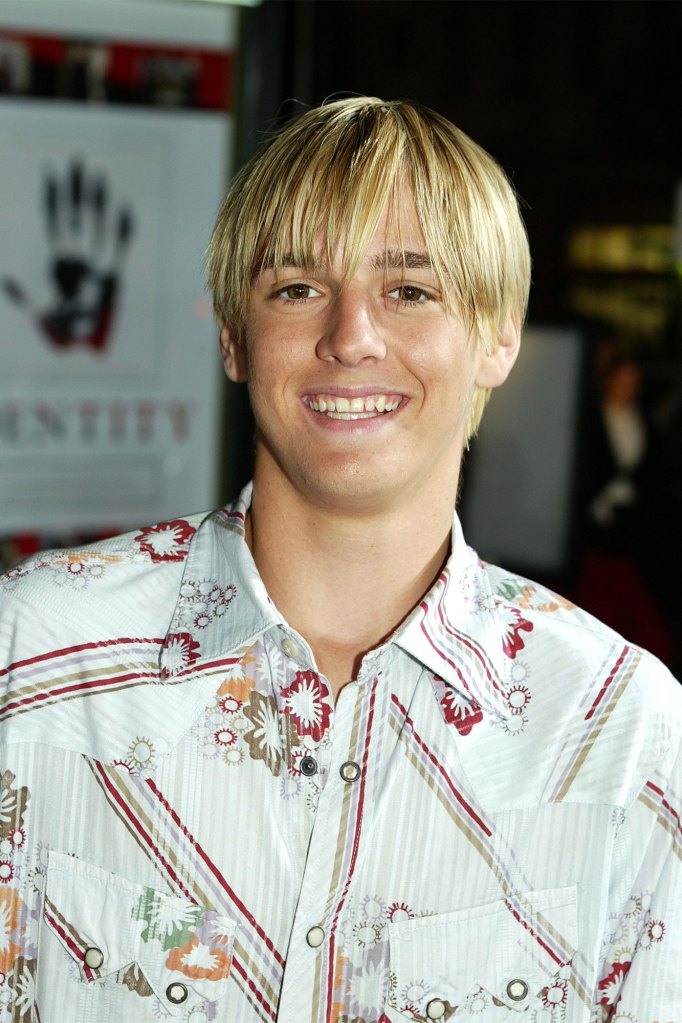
[276,655,386,1021]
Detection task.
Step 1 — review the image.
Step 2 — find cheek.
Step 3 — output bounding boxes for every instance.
[404,321,474,373]
[246,323,301,376]
[245,343,299,428]
[414,347,478,399]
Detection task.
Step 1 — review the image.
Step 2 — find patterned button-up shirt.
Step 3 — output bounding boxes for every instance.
[1,484,681,1023]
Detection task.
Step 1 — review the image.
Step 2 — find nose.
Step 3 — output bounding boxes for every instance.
[316,289,387,366]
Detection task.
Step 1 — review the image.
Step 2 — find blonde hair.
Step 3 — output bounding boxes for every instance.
[207,96,530,438]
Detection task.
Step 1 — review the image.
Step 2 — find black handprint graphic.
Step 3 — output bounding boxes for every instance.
[2,161,134,352]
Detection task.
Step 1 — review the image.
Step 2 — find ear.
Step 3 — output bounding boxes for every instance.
[474,315,521,390]
[219,323,248,383]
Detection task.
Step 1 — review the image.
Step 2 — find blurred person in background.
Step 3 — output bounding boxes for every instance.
[577,345,676,668]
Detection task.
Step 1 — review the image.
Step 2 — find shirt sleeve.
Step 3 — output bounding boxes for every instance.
[592,732,682,1018]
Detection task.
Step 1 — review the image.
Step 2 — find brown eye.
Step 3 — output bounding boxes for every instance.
[279,283,321,301]
[389,285,428,304]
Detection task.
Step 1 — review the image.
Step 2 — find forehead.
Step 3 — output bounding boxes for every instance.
[365,195,429,261]
[259,189,431,275]
[376,189,426,235]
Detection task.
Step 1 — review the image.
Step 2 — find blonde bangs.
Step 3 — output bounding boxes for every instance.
[258,121,406,289]
[209,100,411,330]
[403,111,529,351]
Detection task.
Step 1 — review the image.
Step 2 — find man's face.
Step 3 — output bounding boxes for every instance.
[221,193,518,516]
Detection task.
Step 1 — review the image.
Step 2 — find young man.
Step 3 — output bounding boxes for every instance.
[0,98,679,1023]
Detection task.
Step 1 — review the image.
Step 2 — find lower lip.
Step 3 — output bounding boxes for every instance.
[301,400,406,433]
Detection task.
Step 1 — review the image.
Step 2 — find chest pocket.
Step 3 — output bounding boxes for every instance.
[39,850,236,1021]
[387,886,577,1020]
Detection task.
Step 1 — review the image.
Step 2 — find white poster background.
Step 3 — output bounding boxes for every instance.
[0,98,231,531]
[460,325,585,576]
[0,0,241,44]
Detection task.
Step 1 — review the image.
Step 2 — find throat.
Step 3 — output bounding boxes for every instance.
[312,643,368,702]
[244,491,453,700]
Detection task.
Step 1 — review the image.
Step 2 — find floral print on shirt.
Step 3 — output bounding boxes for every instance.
[431,676,484,736]
[194,637,335,794]
[0,774,37,1023]
[498,605,534,659]
[495,575,576,615]
[243,690,283,777]
[161,576,238,678]
[595,891,666,1013]
[129,886,234,995]
[5,955,36,1022]
[281,670,333,743]
[1,548,123,595]
[161,631,202,679]
[134,520,196,563]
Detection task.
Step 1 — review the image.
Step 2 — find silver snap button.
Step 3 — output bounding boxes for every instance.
[506,978,529,1001]
[282,638,299,659]
[306,926,325,948]
[166,982,189,1004]
[83,946,104,969]
[300,755,318,776]
[339,760,361,783]
[426,998,446,1020]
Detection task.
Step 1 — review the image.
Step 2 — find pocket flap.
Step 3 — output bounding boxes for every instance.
[44,851,236,1007]
[388,885,577,1018]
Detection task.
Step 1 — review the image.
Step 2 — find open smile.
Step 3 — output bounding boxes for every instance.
[303,393,403,420]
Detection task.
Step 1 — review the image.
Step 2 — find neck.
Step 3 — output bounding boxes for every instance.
[246,461,458,697]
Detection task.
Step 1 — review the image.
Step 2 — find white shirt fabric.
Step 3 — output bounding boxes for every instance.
[602,403,646,473]
[1,483,680,1023]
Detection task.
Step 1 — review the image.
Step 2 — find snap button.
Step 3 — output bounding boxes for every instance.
[300,756,318,776]
[166,982,189,1004]
[306,926,325,948]
[425,998,446,1020]
[83,946,104,969]
[339,760,361,783]
[506,978,529,1001]
[282,638,299,659]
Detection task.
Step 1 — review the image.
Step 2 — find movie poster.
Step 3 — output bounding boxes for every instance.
[0,98,230,536]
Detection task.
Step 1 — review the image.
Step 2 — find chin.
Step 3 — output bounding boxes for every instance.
[301,470,407,515]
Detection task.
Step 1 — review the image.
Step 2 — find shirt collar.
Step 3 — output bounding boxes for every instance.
[393,515,513,719]
[160,482,283,679]
[161,485,513,719]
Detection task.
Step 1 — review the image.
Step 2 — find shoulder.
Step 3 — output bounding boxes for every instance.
[481,559,682,803]
[483,558,679,703]
[0,512,209,669]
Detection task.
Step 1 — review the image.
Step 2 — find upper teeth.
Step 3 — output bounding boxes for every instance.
[306,394,400,415]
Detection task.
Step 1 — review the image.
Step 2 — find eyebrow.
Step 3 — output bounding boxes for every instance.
[257,249,433,274]
[257,254,321,273]
[370,249,433,272]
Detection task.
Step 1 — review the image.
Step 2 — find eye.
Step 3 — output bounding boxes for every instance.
[388,284,431,305]
[276,283,321,302]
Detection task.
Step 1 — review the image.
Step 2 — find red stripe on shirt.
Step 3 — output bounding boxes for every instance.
[145,777,285,968]
[0,670,151,718]
[392,693,492,837]
[92,762,194,902]
[585,646,629,721]
[231,954,277,1021]
[43,905,91,977]
[0,637,164,678]
[504,899,566,967]
[326,676,379,1013]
